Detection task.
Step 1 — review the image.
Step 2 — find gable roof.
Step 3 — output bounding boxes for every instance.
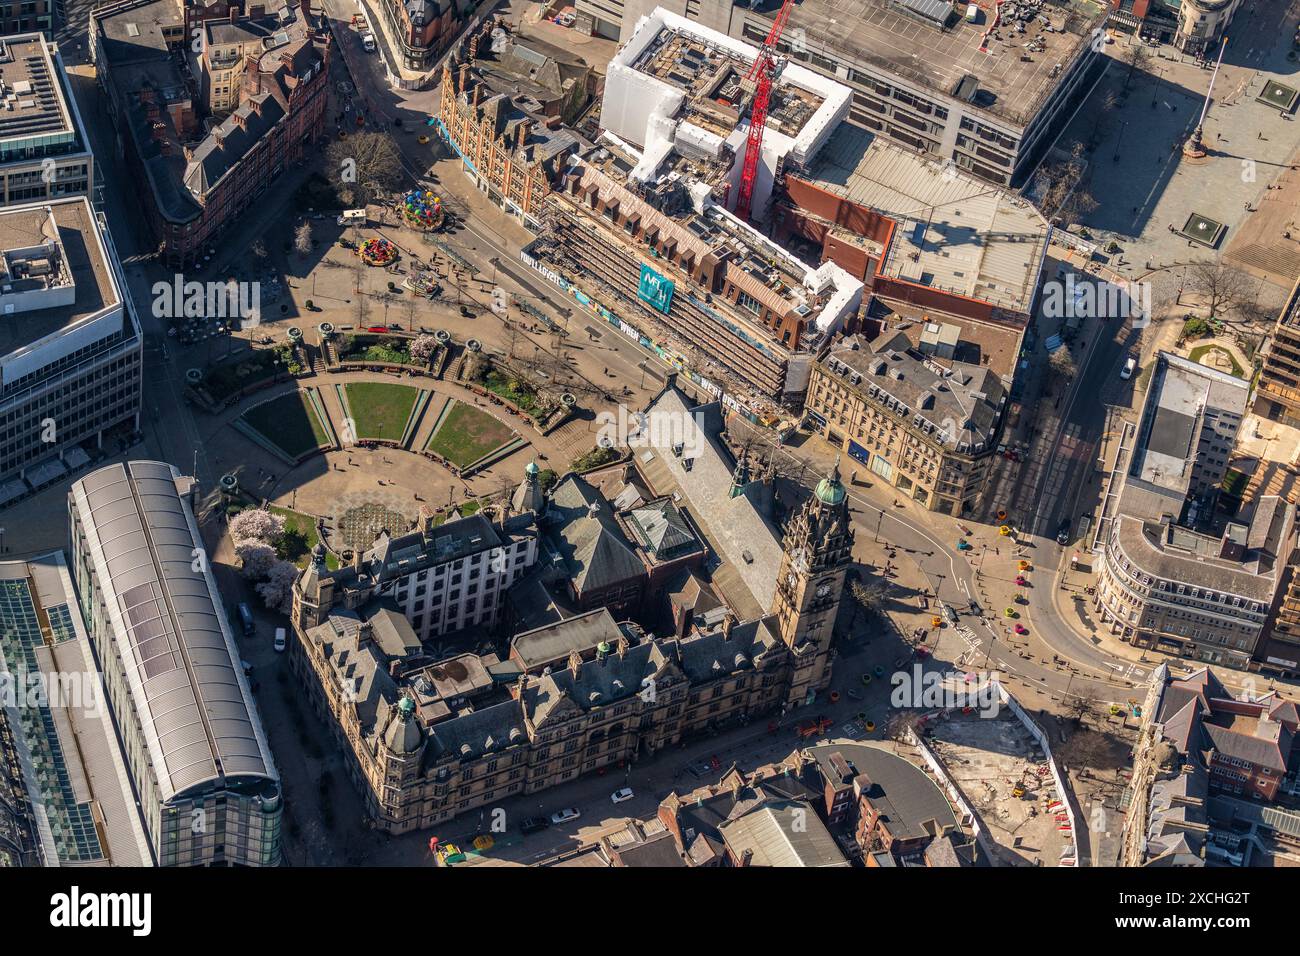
[546,475,644,593]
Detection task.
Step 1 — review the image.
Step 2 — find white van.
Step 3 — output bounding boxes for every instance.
[274,628,287,653]
[966,3,979,22]
[362,33,376,53]
[1120,356,1136,380]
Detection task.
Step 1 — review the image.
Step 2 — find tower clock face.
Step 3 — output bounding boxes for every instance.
[816,583,831,598]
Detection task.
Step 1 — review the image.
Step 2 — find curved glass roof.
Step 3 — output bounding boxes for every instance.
[70,461,276,802]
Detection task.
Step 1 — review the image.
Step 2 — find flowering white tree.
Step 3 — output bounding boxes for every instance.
[256,560,300,613]
[230,509,286,546]
[235,541,279,580]
[409,334,439,365]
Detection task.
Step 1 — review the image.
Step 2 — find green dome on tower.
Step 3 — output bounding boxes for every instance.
[815,463,846,506]
[524,461,540,478]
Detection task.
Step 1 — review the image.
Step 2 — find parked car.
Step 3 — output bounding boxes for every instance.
[1120,356,1136,380]
[942,604,959,627]
[550,807,581,825]
[237,602,255,637]
[610,787,634,804]
[519,816,549,835]
[273,627,287,653]
[1056,519,1071,545]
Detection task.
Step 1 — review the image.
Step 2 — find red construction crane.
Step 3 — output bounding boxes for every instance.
[735,0,796,223]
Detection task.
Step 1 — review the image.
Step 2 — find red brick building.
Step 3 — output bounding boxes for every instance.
[93,0,332,268]
[1155,669,1299,801]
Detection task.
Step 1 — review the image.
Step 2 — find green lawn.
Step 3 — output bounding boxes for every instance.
[426,400,515,467]
[483,369,542,414]
[1188,343,1245,380]
[241,391,329,458]
[343,382,420,441]
[269,506,339,569]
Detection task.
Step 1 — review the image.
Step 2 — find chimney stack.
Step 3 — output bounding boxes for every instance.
[722,614,735,642]
[515,119,530,150]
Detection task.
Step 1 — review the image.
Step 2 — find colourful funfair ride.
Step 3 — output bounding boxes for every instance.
[359,236,399,266]
[399,189,444,231]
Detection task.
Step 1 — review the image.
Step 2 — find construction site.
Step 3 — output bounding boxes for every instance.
[912,685,1081,866]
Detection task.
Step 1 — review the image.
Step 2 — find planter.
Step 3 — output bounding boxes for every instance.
[288,327,303,343]
[185,368,203,385]
[220,474,239,495]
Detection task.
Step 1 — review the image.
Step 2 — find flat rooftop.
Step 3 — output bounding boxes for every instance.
[630,24,826,140]
[750,0,1106,127]
[802,124,1049,312]
[0,552,152,866]
[0,34,76,148]
[0,199,120,363]
[868,297,1024,379]
[1129,352,1248,496]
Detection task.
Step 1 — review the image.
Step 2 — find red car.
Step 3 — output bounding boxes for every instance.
[366,326,389,333]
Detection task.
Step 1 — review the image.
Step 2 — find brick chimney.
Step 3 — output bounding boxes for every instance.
[229,7,239,22]
[514,119,530,150]
[722,613,735,641]
[250,3,265,16]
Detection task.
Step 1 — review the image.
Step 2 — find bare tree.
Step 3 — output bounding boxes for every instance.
[850,580,890,628]
[1089,89,1121,146]
[1048,347,1077,381]
[1034,142,1097,227]
[1184,260,1254,322]
[886,710,923,743]
[325,132,405,205]
[1066,692,1099,727]
[1121,40,1150,92]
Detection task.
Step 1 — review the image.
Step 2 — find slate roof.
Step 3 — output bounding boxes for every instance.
[184,93,286,197]
[511,607,628,672]
[824,331,1006,453]
[639,384,783,613]
[676,618,781,683]
[546,475,644,594]
[426,699,526,762]
[521,642,670,727]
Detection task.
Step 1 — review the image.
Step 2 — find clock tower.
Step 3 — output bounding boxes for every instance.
[772,463,855,708]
